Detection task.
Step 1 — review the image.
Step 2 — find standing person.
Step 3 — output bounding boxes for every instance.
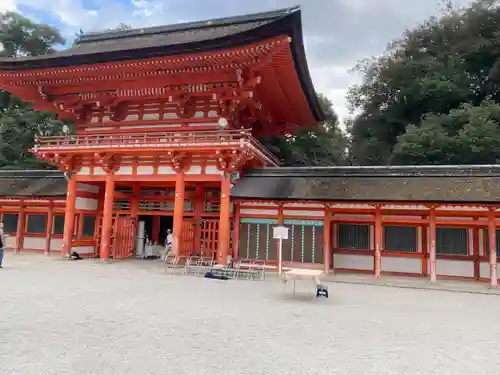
[0,222,5,268]
[165,229,173,258]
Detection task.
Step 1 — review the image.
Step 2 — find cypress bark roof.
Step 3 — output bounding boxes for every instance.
[0,6,322,122]
[231,166,500,203]
[0,170,67,197]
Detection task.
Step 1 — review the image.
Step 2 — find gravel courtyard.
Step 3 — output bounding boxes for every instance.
[1,254,500,375]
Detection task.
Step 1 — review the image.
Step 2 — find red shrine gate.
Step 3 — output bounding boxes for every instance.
[0,7,322,265]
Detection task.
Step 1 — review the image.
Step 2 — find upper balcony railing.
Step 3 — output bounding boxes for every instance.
[32,129,279,166]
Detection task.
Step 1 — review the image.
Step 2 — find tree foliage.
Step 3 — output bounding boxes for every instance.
[0,11,66,170]
[259,94,348,166]
[348,0,500,165]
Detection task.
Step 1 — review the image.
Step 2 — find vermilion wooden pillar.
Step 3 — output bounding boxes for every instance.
[16,204,25,253]
[429,209,437,283]
[374,206,382,279]
[421,223,428,276]
[472,222,480,280]
[99,175,115,261]
[323,211,332,273]
[488,209,497,287]
[62,178,77,256]
[45,203,54,255]
[276,203,284,264]
[217,174,231,265]
[232,202,240,261]
[172,172,185,258]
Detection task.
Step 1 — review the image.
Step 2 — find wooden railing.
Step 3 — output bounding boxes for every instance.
[33,129,279,165]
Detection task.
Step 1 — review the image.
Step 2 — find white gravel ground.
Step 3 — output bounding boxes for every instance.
[1,253,500,375]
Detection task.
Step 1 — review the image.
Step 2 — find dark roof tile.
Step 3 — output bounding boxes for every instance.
[0,170,66,197]
[232,166,500,203]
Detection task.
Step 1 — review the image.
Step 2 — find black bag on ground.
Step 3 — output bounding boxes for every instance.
[204,271,229,280]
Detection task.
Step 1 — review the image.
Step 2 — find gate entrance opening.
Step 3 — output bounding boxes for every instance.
[138,215,174,246]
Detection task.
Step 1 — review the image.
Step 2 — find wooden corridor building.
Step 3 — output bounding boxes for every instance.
[0,7,499,286]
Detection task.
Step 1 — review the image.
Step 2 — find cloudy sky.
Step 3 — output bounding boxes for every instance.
[1,0,473,123]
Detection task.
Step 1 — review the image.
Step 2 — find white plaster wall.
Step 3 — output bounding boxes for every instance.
[50,238,64,251]
[240,209,278,215]
[77,183,99,194]
[5,236,16,249]
[76,197,98,211]
[436,259,474,277]
[283,210,324,218]
[241,202,278,207]
[158,166,175,175]
[384,204,428,210]
[23,237,45,250]
[142,113,160,120]
[468,228,474,255]
[438,216,471,220]
[137,166,154,175]
[334,253,373,271]
[331,204,374,209]
[205,166,222,175]
[77,167,90,175]
[94,167,105,175]
[284,203,324,208]
[186,166,202,175]
[480,261,490,279]
[479,229,485,256]
[437,206,487,212]
[334,214,373,220]
[381,256,421,274]
[115,166,133,175]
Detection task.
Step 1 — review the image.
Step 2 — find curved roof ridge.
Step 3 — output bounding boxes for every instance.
[76,6,300,44]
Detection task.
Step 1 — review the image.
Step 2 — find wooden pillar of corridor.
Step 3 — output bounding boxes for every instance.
[99,175,115,261]
[488,208,498,287]
[374,206,382,279]
[62,177,77,256]
[172,171,185,258]
[323,210,332,273]
[429,208,437,283]
[217,173,231,265]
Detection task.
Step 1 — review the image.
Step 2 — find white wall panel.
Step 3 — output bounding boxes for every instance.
[381,256,421,274]
[334,253,373,271]
[436,259,474,277]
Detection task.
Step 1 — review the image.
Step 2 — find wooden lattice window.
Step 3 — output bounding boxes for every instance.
[26,214,47,235]
[482,229,500,256]
[384,226,417,252]
[2,213,18,233]
[338,224,369,250]
[53,215,65,235]
[82,216,95,237]
[436,227,467,255]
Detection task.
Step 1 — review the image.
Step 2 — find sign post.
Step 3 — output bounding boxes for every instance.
[273,225,289,276]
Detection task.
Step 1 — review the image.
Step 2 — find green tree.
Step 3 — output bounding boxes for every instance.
[0,11,66,169]
[391,101,500,165]
[260,93,348,166]
[348,0,500,165]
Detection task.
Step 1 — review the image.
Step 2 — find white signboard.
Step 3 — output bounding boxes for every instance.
[273,225,289,240]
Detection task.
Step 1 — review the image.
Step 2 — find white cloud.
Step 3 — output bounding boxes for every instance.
[0,0,16,12]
